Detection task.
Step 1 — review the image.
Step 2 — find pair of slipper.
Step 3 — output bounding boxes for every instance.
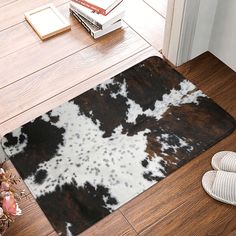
[202,151,236,206]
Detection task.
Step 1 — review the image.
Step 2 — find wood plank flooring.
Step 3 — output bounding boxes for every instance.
[143,0,168,18]
[123,0,165,50]
[0,0,235,235]
[0,0,68,31]
[0,26,149,125]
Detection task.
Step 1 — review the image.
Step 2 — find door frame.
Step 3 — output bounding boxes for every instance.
[162,0,201,66]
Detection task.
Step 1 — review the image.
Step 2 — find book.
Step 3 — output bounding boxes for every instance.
[71,9,122,39]
[72,0,123,16]
[70,1,124,29]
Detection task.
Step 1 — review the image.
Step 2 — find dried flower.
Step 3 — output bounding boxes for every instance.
[0,208,3,218]
[1,182,10,191]
[0,191,6,199]
[2,195,17,216]
[0,165,24,234]
[0,169,5,176]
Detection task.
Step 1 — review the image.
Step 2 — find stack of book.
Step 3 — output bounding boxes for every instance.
[70,0,124,39]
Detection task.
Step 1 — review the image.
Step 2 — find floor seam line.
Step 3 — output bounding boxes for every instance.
[0,24,129,90]
[0,0,70,33]
[0,0,20,10]
[119,209,140,235]
[142,0,166,19]
[0,45,151,129]
[123,19,152,48]
[0,42,96,90]
[139,201,186,234]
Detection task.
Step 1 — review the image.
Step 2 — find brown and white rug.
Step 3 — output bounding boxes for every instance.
[2,57,235,235]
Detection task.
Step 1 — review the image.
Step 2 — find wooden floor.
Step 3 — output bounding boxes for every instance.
[0,0,235,235]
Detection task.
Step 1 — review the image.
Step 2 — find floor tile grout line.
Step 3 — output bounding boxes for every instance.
[119,209,140,235]
[0,45,151,130]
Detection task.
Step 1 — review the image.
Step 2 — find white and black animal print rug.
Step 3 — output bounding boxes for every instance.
[2,57,235,235]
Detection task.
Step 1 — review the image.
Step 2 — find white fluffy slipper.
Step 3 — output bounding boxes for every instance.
[211,151,236,172]
[202,170,236,206]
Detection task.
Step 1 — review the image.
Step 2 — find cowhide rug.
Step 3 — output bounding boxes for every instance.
[2,57,235,235]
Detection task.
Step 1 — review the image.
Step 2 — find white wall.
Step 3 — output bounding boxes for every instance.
[190,0,218,59]
[164,0,236,70]
[209,0,236,71]
[190,0,236,71]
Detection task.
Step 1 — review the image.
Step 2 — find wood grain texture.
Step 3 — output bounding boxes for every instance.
[143,0,168,18]
[0,0,18,8]
[123,0,165,50]
[0,27,149,126]
[0,46,158,137]
[207,217,236,236]
[0,19,94,89]
[228,230,236,236]
[46,211,138,236]
[80,211,137,236]
[121,130,236,235]
[0,3,79,60]
[0,0,68,32]
[120,52,236,235]
[2,161,31,196]
[176,52,236,118]
[4,195,55,236]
